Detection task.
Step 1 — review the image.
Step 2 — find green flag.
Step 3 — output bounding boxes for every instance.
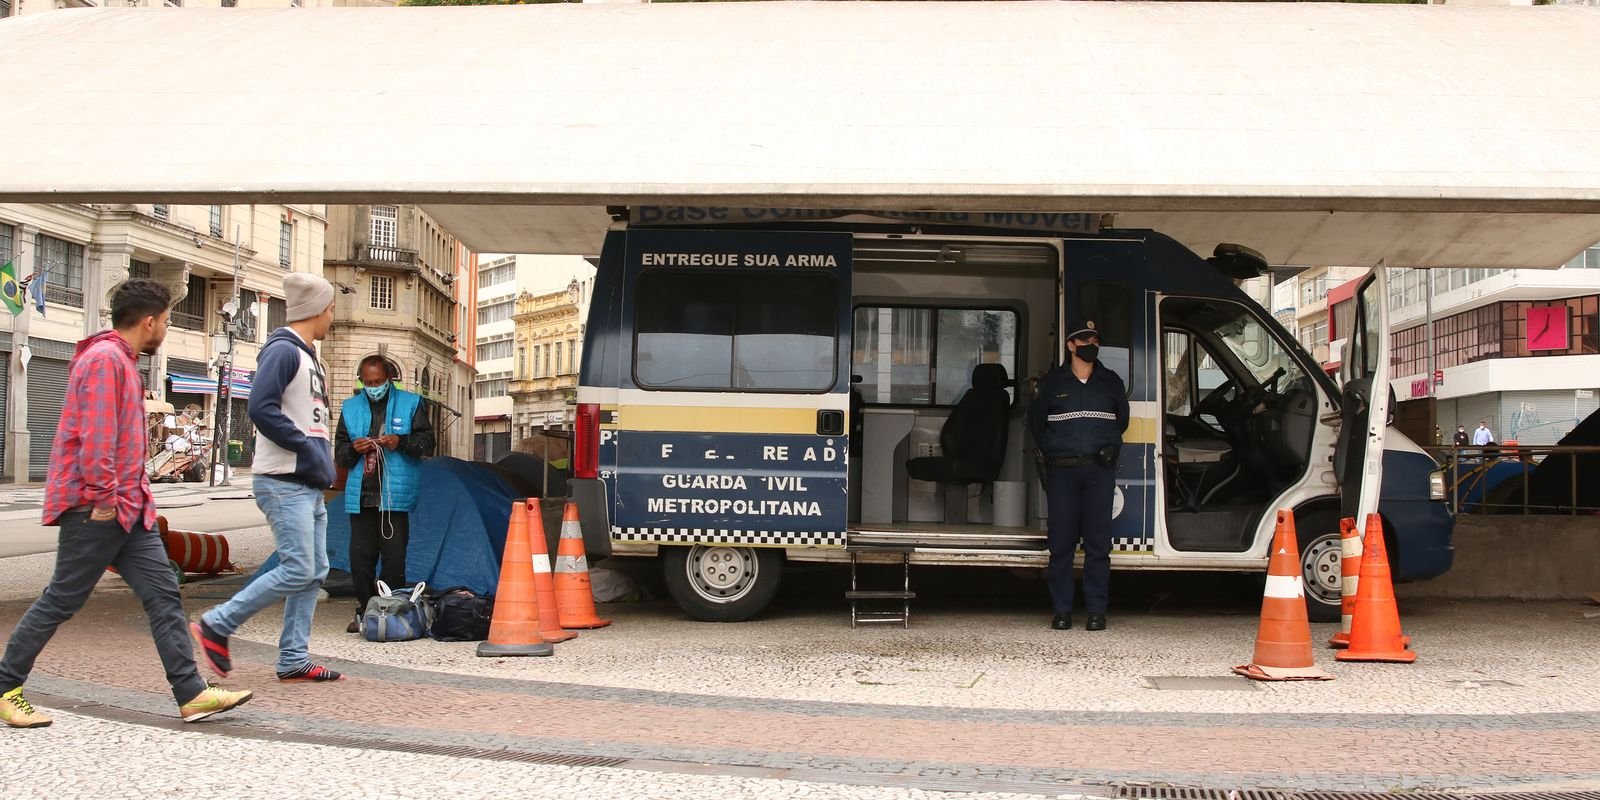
[0,261,24,316]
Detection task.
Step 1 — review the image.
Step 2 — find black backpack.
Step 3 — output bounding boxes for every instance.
[427,586,493,642]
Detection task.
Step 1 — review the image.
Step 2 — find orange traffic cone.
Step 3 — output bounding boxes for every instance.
[1233,510,1333,681]
[554,501,612,630]
[1336,513,1416,663]
[527,500,578,644]
[1328,517,1361,648]
[477,501,554,658]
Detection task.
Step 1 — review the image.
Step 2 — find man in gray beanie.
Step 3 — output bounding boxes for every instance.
[193,272,346,682]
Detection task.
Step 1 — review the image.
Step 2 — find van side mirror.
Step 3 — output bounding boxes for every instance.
[1207,243,1269,280]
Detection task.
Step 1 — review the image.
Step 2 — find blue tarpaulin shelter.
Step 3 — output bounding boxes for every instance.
[250,458,518,597]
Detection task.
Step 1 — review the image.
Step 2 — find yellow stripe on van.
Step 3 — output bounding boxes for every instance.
[617,408,1160,440]
[1125,416,1159,445]
[621,405,823,435]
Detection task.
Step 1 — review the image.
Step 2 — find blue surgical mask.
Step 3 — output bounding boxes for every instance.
[364,383,390,402]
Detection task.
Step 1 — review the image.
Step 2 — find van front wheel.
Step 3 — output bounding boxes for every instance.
[1297,528,1344,624]
[663,545,783,622]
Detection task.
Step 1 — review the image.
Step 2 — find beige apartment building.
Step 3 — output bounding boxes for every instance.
[472,254,594,461]
[321,204,475,460]
[508,277,592,445]
[1,202,326,481]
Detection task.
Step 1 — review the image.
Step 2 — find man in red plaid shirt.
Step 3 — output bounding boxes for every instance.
[1,279,252,729]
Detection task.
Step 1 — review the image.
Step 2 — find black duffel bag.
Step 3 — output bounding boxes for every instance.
[427,586,494,642]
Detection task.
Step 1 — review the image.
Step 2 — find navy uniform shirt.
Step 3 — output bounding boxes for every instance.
[1027,362,1130,460]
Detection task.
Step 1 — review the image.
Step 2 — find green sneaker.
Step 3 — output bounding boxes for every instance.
[1,687,52,728]
[179,685,253,723]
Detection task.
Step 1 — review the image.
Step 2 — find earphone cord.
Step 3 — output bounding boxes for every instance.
[376,445,395,541]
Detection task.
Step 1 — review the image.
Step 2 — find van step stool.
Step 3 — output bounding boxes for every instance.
[845,546,915,627]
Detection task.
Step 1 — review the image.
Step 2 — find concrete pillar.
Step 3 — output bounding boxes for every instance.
[6,224,38,484]
[148,260,192,402]
[85,240,134,337]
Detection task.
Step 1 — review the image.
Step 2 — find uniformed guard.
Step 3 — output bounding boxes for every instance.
[1026,320,1130,631]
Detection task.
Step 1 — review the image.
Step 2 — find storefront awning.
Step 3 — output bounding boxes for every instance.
[168,371,252,400]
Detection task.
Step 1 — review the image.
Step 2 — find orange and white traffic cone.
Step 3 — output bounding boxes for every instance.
[476,501,554,658]
[527,499,578,644]
[1329,517,1361,648]
[1336,513,1416,664]
[1233,510,1334,681]
[554,501,612,630]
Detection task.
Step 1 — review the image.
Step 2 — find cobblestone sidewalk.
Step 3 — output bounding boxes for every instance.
[6,589,1600,795]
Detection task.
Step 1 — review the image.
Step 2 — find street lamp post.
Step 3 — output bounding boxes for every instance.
[208,228,244,487]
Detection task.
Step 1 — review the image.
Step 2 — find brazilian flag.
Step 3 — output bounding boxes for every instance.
[1,261,24,317]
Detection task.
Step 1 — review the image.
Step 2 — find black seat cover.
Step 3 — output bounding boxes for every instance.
[905,364,1010,484]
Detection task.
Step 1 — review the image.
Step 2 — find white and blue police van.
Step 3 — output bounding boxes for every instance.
[562,208,1454,622]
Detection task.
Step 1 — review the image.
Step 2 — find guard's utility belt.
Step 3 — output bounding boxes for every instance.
[1042,444,1120,469]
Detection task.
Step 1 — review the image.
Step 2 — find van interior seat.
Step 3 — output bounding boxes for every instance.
[905,363,1011,523]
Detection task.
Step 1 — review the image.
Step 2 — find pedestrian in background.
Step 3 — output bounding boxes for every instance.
[1473,421,1495,447]
[192,273,344,683]
[334,355,436,633]
[1027,320,1129,633]
[2,280,252,728]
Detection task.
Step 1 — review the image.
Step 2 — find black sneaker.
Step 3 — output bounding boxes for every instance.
[347,612,361,635]
[277,664,345,683]
[1086,613,1108,632]
[190,618,232,678]
[1051,612,1072,630]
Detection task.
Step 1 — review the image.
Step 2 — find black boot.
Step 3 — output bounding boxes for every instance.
[1051,612,1072,630]
[1086,613,1107,631]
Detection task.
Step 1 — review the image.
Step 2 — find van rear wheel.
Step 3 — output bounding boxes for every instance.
[663,545,783,622]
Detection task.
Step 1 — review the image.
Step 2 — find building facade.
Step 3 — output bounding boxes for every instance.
[2,202,325,481]
[473,255,519,461]
[508,277,592,445]
[471,254,595,461]
[1282,265,1369,368]
[1381,245,1600,447]
[321,204,475,460]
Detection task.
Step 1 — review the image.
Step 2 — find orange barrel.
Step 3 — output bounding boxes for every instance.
[161,529,233,575]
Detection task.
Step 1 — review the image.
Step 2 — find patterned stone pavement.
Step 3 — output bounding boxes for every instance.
[6,582,1600,796]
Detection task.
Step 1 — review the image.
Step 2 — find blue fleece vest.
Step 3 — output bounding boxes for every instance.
[341,388,422,514]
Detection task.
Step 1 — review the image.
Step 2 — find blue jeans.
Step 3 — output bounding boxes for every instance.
[1,511,207,706]
[203,475,328,673]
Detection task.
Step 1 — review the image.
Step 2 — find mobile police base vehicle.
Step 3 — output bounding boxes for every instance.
[562,209,1454,623]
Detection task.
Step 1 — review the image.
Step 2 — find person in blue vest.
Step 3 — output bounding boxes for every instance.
[333,355,435,633]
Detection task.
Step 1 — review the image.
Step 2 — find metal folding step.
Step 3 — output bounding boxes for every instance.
[845,546,915,627]
[848,530,1047,552]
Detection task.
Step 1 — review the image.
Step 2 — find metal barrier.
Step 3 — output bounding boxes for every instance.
[1424,444,1600,516]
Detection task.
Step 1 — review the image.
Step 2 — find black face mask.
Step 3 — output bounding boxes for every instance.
[1074,344,1100,363]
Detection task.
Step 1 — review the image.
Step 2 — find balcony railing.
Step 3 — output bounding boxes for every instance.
[1428,444,1600,516]
[171,310,205,330]
[45,284,83,308]
[355,243,419,270]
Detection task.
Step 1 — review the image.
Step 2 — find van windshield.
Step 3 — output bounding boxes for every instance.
[1212,305,1305,388]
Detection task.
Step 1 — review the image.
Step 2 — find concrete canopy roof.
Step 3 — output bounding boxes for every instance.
[2,2,1599,267]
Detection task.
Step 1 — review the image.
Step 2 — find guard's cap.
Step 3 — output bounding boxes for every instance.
[1065,320,1100,341]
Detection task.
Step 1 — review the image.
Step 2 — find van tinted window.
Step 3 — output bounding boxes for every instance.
[635,271,837,392]
[1077,280,1132,387]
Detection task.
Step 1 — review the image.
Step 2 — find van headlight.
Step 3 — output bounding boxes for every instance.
[1429,469,1446,501]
